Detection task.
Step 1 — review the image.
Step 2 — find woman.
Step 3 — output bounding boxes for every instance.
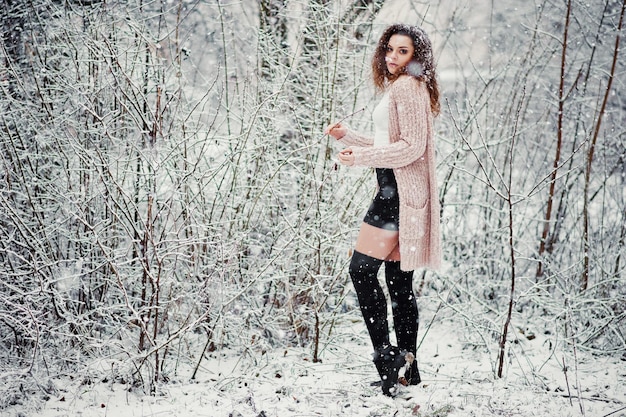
[325,24,441,397]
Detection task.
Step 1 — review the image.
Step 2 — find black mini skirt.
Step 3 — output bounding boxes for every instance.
[363,168,400,231]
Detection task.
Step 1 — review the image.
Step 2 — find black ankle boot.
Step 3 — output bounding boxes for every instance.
[373,345,407,396]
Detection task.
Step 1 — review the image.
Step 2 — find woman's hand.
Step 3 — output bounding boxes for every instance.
[337,148,355,166]
[324,122,347,140]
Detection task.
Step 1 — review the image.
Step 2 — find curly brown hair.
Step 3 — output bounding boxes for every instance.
[372,24,440,116]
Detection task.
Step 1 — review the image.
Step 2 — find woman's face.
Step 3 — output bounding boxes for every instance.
[385,34,414,75]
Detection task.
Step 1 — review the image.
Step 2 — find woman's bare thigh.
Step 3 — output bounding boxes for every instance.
[354,222,401,261]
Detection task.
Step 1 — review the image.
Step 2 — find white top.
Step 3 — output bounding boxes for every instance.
[372,91,390,147]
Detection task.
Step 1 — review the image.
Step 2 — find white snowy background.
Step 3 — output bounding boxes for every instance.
[1,0,624,416]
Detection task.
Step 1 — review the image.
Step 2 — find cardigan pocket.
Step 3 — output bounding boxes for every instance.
[400,201,429,240]
[400,202,430,267]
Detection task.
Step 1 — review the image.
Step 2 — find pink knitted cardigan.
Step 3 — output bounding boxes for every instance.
[339,75,441,271]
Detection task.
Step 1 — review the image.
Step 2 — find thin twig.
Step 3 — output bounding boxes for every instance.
[603,406,626,417]
[562,356,573,406]
[328,107,365,131]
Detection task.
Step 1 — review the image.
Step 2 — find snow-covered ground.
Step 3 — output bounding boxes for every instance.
[6,300,625,417]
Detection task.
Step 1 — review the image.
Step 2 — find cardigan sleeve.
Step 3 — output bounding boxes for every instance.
[338,129,374,147]
[350,76,431,168]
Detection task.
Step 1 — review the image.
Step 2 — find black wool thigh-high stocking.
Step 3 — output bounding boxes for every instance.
[349,251,389,350]
[385,260,421,385]
[384,260,418,354]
